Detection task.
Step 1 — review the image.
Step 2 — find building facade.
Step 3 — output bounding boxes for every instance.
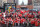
[7,0,14,3]
[2,0,7,6]
[0,0,14,7]
[33,0,40,9]
[0,0,33,9]
[0,0,2,6]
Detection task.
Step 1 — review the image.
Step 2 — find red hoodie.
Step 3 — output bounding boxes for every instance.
[35,21,39,26]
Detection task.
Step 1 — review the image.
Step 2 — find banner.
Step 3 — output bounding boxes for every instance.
[4,3,16,13]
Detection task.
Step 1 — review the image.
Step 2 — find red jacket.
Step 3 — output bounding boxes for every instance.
[18,14,22,17]
[39,23,40,25]
[20,19,23,24]
[1,21,5,24]
[20,11,23,14]
[15,20,18,23]
[31,20,35,24]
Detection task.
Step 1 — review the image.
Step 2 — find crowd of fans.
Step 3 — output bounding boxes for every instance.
[0,9,40,27]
